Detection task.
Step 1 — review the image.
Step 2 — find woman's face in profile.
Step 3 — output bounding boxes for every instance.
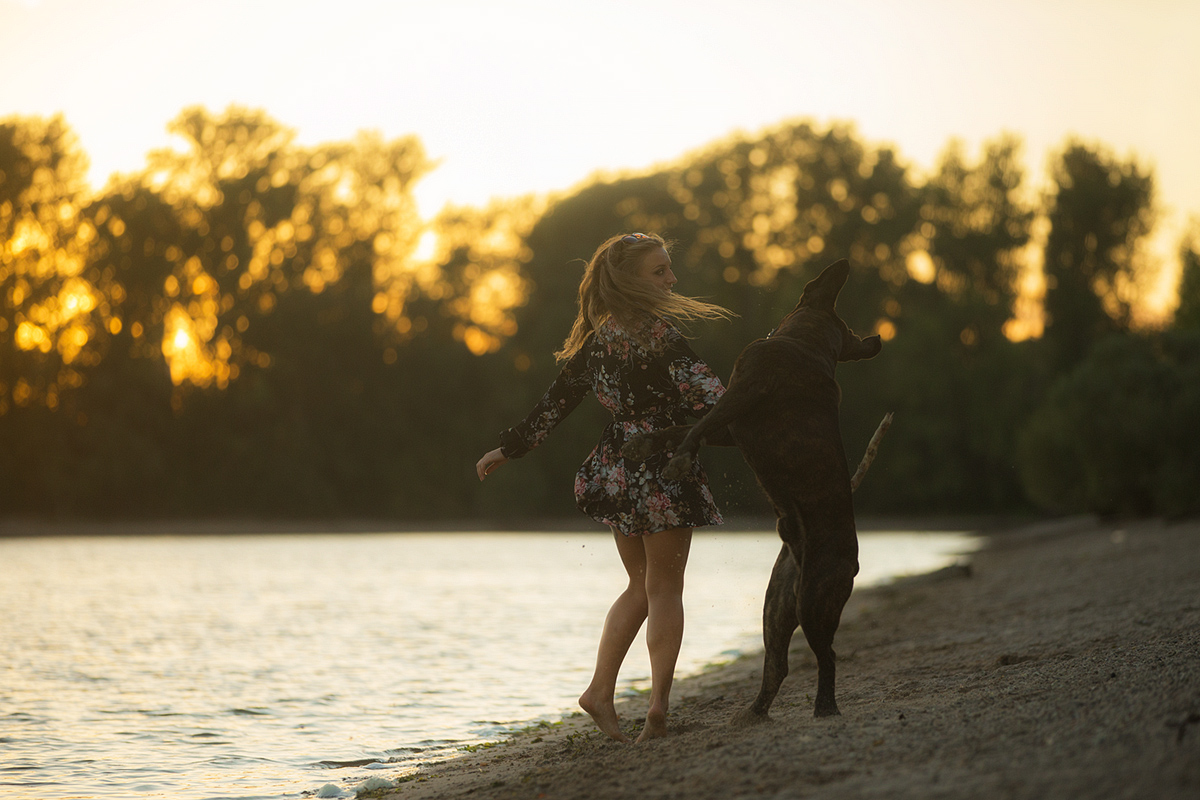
[636,246,677,297]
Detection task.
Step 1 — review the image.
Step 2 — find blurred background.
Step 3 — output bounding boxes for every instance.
[2,0,1199,523]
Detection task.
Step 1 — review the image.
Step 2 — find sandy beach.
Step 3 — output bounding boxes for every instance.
[381,516,1200,800]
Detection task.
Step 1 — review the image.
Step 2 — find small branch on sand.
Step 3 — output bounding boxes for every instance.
[851,412,894,492]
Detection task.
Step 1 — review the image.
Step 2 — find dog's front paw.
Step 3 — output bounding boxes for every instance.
[621,433,657,461]
[662,453,693,481]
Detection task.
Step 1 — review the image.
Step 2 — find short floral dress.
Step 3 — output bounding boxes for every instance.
[498,316,726,536]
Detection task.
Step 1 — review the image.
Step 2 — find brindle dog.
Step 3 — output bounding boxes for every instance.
[623,258,881,721]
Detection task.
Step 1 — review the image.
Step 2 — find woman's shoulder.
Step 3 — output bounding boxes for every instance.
[647,317,680,343]
[597,315,679,346]
[642,317,686,355]
[595,316,634,345]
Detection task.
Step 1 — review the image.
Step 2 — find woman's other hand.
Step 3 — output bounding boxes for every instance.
[476,448,509,481]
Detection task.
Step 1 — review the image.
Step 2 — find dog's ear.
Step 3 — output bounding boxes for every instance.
[801,259,850,308]
[839,332,882,362]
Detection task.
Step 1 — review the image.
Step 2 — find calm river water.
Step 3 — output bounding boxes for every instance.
[0,529,974,799]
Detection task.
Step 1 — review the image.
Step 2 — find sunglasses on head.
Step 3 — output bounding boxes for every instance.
[621,233,653,244]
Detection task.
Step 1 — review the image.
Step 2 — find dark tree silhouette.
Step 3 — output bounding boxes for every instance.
[1,110,1192,521]
[1174,223,1200,330]
[1042,142,1154,368]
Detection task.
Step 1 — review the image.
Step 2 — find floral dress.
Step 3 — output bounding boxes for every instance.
[498,316,726,536]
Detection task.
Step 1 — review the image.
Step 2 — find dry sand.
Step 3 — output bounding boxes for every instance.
[380,517,1200,800]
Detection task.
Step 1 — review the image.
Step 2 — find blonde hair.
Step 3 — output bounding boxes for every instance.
[555,232,731,362]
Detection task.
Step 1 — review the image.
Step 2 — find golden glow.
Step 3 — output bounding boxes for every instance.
[462,325,501,356]
[110,107,432,386]
[426,194,543,352]
[413,230,438,262]
[1127,217,1190,327]
[15,321,52,353]
[1,119,108,383]
[468,270,524,331]
[905,250,936,284]
[9,217,52,258]
[1004,215,1049,342]
[162,305,216,387]
[3,96,1195,421]
[12,379,33,407]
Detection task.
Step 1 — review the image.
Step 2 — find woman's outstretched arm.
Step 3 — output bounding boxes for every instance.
[478,340,592,479]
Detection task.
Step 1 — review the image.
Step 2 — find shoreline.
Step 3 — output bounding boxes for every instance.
[379,516,1199,800]
[0,513,1026,538]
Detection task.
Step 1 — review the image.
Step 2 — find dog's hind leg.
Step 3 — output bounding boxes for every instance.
[731,541,800,726]
[796,504,859,717]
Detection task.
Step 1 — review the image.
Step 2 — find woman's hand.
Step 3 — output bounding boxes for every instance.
[476,448,509,481]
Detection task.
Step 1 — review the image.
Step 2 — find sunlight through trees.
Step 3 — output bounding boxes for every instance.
[1,108,1197,519]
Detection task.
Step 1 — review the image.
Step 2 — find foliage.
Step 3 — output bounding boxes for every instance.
[0,114,99,411]
[1174,221,1200,330]
[1017,331,1200,518]
[1041,141,1155,368]
[0,108,1194,521]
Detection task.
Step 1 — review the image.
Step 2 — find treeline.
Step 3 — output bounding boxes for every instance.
[2,107,1198,522]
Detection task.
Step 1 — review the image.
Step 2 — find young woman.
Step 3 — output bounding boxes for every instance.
[475,232,730,743]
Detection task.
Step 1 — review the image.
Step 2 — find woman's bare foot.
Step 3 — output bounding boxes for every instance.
[635,707,669,743]
[579,689,631,743]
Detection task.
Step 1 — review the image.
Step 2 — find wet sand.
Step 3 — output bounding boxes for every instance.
[382,516,1200,799]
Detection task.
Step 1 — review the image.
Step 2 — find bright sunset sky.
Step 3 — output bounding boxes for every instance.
[3,0,1199,302]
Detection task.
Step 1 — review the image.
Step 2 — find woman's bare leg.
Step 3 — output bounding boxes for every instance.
[638,526,692,742]
[578,530,648,743]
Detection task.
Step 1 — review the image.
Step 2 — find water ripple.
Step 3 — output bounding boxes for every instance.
[0,529,974,800]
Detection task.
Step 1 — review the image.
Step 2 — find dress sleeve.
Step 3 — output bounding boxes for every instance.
[498,343,592,459]
[663,327,726,417]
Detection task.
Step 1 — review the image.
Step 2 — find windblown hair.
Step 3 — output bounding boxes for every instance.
[555,232,731,362]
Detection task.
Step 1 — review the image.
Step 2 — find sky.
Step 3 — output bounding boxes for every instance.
[3,0,1199,306]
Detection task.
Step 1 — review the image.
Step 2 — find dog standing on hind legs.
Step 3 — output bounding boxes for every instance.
[623,258,883,722]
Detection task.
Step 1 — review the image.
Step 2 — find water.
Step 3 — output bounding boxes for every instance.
[0,529,975,799]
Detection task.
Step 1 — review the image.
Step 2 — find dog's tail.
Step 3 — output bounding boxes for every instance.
[850,412,893,492]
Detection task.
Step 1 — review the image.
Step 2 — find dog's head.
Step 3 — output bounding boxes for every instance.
[778,259,882,363]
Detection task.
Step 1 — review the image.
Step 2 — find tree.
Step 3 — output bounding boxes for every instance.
[129,106,434,515]
[5,105,1189,521]
[2,106,440,517]
[1018,331,1200,518]
[913,135,1034,340]
[0,114,119,515]
[1174,220,1200,330]
[0,114,104,412]
[1042,142,1155,368]
[832,136,1042,513]
[474,121,928,518]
